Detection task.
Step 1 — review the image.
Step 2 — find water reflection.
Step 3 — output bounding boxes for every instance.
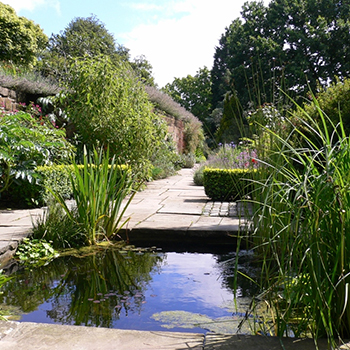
[0,248,258,332]
[0,247,163,327]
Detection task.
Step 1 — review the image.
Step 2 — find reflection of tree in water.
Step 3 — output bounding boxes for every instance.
[214,250,261,298]
[0,247,163,327]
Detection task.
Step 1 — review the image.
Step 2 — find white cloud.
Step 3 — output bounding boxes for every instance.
[122,0,272,87]
[121,0,247,87]
[2,0,60,14]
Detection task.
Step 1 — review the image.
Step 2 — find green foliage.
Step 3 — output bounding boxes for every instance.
[16,238,58,266]
[0,111,75,207]
[180,153,196,168]
[163,67,213,136]
[145,85,204,154]
[150,137,182,180]
[211,0,350,113]
[246,96,350,344]
[130,55,156,86]
[293,78,350,144]
[48,148,135,246]
[32,201,85,249]
[203,168,256,201]
[0,3,48,66]
[61,55,166,180]
[193,165,205,186]
[215,91,248,144]
[39,15,127,81]
[35,163,130,204]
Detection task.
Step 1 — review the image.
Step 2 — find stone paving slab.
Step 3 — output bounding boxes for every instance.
[0,321,340,350]
[0,169,250,264]
[158,198,207,215]
[0,321,204,350]
[204,334,330,350]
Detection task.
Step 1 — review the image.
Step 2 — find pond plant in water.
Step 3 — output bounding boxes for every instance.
[240,96,350,347]
[32,147,135,248]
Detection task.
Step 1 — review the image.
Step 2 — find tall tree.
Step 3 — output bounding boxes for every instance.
[0,2,47,66]
[211,0,350,113]
[39,15,128,80]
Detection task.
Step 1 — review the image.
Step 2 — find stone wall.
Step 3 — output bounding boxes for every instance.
[163,115,185,154]
[0,86,21,112]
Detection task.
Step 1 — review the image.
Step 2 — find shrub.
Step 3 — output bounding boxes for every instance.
[193,143,258,187]
[203,168,256,201]
[0,111,75,207]
[61,55,168,181]
[193,165,205,186]
[292,78,350,146]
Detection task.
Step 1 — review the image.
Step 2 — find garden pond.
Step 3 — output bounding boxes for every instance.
[0,245,259,334]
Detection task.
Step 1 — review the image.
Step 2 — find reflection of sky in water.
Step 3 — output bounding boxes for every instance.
[18,252,240,332]
[149,253,233,314]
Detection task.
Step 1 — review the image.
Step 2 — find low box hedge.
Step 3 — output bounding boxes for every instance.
[1,164,130,208]
[203,168,256,201]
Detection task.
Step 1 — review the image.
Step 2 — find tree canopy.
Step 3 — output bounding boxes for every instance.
[39,15,129,81]
[211,0,350,112]
[0,2,48,66]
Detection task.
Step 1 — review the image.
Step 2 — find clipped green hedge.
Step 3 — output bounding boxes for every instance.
[203,168,256,201]
[0,164,130,208]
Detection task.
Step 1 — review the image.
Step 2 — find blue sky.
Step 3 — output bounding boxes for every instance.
[3,0,270,87]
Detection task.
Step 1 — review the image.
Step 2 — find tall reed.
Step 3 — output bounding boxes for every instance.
[247,96,350,346]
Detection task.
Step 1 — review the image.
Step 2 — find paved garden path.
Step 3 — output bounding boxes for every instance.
[0,168,250,265]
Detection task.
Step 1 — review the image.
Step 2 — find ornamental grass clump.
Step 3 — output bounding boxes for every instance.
[246,95,350,346]
[42,147,135,247]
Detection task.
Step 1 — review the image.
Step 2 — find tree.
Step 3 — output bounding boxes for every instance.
[211,0,350,113]
[61,55,168,180]
[0,3,48,66]
[215,91,246,144]
[130,55,156,86]
[39,15,129,80]
[163,67,213,136]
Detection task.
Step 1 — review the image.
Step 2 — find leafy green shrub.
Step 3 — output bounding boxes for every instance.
[203,168,256,201]
[0,111,75,207]
[193,165,205,186]
[36,164,73,203]
[180,153,196,168]
[292,78,350,145]
[193,143,258,187]
[61,55,168,181]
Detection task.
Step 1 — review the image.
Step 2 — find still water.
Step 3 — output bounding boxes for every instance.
[0,247,258,334]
